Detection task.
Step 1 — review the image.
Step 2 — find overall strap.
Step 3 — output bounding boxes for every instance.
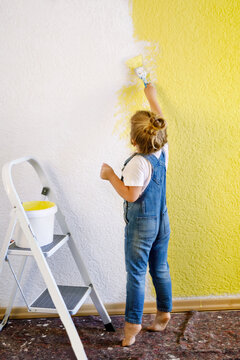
[140,153,159,169]
[121,153,138,181]
[121,150,166,182]
[121,153,138,172]
[158,148,166,168]
[141,149,166,169]
[122,150,165,172]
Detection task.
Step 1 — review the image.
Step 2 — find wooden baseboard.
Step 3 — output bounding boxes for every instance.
[1,296,240,319]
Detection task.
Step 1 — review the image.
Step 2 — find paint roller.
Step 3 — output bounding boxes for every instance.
[126,55,151,87]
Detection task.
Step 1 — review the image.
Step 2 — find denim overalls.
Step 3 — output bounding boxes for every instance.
[121,150,172,324]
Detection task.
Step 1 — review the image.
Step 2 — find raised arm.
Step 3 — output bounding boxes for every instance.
[144,83,164,117]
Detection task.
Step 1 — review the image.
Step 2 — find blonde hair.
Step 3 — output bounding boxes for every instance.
[130,110,168,155]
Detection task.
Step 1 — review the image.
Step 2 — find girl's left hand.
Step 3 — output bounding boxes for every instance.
[100,163,114,180]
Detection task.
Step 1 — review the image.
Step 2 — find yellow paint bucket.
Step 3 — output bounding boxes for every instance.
[14,201,58,248]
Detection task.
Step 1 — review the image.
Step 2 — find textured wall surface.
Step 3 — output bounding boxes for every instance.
[0,0,151,307]
[116,0,239,297]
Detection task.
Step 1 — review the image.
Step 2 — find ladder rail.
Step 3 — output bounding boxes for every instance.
[0,256,28,331]
[2,156,71,245]
[2,157,44,208]
[2,156,57,218]
[1,155,115,359]
[14,206,88,360]
[1,157,88,359]
[6,256,31,311]
[2,157,52,249]
[44,191,113,326]
[68,237,112,325]
[0,209,17,275]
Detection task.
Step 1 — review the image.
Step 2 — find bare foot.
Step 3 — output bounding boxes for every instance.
[122,321,142,346]
[146,310,171,331]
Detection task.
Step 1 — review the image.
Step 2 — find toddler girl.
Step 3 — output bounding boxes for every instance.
[100,83,172,346]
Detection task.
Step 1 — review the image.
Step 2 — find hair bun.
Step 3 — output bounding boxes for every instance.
[150,116,167,131]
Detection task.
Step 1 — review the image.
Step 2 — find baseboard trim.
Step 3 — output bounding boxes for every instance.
[1,296,240,319]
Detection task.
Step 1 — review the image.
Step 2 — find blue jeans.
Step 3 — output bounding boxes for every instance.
[122,150,172,324]
[124,214,172,324]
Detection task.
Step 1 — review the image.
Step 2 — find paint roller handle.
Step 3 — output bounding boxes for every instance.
[144,83,163,117]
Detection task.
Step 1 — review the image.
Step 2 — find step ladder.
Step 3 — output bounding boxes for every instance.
[0,156,115,360]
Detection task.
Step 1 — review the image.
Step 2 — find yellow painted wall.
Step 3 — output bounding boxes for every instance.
[116,0,240,297]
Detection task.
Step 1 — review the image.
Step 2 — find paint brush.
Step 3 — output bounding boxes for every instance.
[126,55,150,87]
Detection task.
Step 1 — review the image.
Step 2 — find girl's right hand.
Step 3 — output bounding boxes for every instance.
[100,163,114,180]
[144,83,157,101]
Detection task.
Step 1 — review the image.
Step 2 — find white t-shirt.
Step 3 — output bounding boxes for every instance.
[122,143,168,194]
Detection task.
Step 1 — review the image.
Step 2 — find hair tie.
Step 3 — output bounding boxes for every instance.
[150,117,160,131]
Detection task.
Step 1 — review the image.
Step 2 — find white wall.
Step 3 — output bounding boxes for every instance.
[0,0,154,307]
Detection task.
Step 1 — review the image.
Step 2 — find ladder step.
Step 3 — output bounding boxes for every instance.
[29,285,92,315]
[8,234,70,257]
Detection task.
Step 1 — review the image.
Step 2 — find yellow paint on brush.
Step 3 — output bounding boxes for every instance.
[126,55,143,69]
[116,0,240,297]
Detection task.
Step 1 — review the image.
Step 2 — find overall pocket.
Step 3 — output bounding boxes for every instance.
[137,216,157,239]
[160,207,171,236]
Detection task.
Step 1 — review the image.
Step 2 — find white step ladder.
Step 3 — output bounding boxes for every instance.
[0,156,115,360]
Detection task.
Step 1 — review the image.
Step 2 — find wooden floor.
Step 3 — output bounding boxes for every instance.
[0,310,240,359]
